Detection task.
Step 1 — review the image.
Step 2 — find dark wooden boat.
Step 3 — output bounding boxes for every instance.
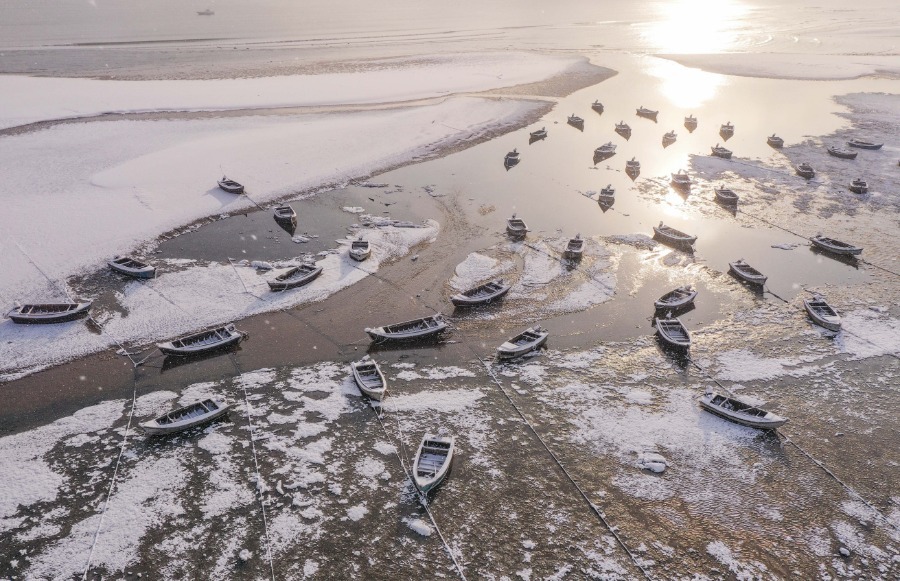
[497,326,549,359]
[662,130,677,145]
[267,263,323,291]
[729,259,767,285]
[594,142,616,156]
[413,434,455,494]
[803,298,841,332]
[653,222,696,247]
[711,144,732,159]
[684,115,698,132]
[699,392,787,429]
[366,314,447,343]
[217,176,244,194]
[273,205,296,222]
[809,235,862,256]
[714,185,739,204]
[351,357,387,400]
[591,100,604,113]
[848,178,868,194]
[597,185,615,205]
[625,157,641,175]
[614,121,631,137]
[506,214,528,238]
[671,170,691,189]
[567,114,584,127]
[827,146,857,160]
[8,301,92,324]
[505,148,520,161]
[847,139,883,150]
[140,398,229,435]
[654,285,697,311]
[636,106,658,121]
[655,317,690,348]
[450,279,510,307]
[157,324,243,356]
[767,134,784,148]
[795,163,815,179]
[530,127,548,139]
[109,256,156,279]
[719,121,734,135]
[564,235,585,259]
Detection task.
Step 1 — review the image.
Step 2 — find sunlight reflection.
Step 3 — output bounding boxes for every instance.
[640,0,750,54]
[648,58,726,109]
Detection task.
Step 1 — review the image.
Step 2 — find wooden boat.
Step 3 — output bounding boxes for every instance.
[366,314,447,343]
[267,263,323,291]
[654,222,696,247]
[598,185,616,204]
[450,279,510,307]
[350,357,387,400]
[767,134,784,148]
[714,185,739,204]
[591,100,604,113]
[655,317,690,348]
[711,144,732,159]
[804,297,841,331]
[699,392,786,429]
[827,146,857,160]
[614,121,631,136]
[662,130,677,144]
[497,326,549,360]
[654,285,697,311]
[412,434,455,494]
[636,106,658,121]
[795,163,815,179]
[349,238,372,261]
[684,115,698,131]
[729,259,767,285]
[719,122,734,135]
[594,142,616,156]
[8,301,92,324]
[140,398,229,435]
[109,255,156,279]
[671,170,692,189]
[567,114,584,126]
[847,139,883,150]
[157,323,243,356]
[625,157,641,173]
[809,235,862,256]
[506,214,528,238]
[505,148,520,161]
[849,178,868,194]
[273,205,296,222]
[565,235,585,259]
[529,127,547,139]
[217,176,244,194]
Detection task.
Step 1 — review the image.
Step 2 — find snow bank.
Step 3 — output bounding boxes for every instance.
[404,518,433,537]
[661,53,900,81]
[450,252,513,291]
[836,309,900,360]
[383,388,484,413]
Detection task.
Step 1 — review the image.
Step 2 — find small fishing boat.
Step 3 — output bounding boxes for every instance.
[729,259,767,286]
[267,263,323,291]
[530,127,547,139]
[662,130,677,145]
[809,235,862,256]
[720,121,734,135]
[450,279,511,307]
[567,114,584,127]
[157,324,243,356]
[8,301,92,324]
[109,255,156,279]
[273,205,296,222]
[505,148,520,161]
[684,115,698,131]
[412,434,455,494]
[591,100,604,113]
[655,317,690,348]
[564,234,585,259]
[654,285,697,311]
[598,185,616,204]
[349,238,372,261]
[714,185,739,204]
[350,357,387,400]
[848,178,868,194]
[615,121,632,136]
[217,176,244,194]
[594,142,617,156]
[636,106,658,121]
[506,214,528,238]
[803,297,841,332]
[625,157,641,174]
[711,144,733,159]
[767,134,784,148]
[827,146,857,160]
[197,9,215,16]
[699,391,787,430]
[795,163,815,179]
[653,222,696,247]
[497,326,549,360]
[140,398,229,435]
[671,169,692,189]
[366,314,447,343]
[847,139,883,150]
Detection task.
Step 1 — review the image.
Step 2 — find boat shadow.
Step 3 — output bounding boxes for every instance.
[274,216,297,235]
[728,272,765,295]
[809,246,859,269]
[598,200,615,213]
[653,303,696,320]
[719,131,733,141]
[653,235,695,254]
[626,170,640,181]
[139,414,232,442]
[715,199,738,216]
[655,339,690,368]
[158,343,245,373]
[504,158,519,171]
[366,335,448,354]
[451,301,507,318]
[568,121,584,132]
[592,152,615,165]
[528,135,546,145]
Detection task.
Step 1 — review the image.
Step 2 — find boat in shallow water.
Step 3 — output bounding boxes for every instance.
[8,301,92,324]
[670,169,691,189]
[699,392,787,430]
[719,121,734,136]
[615,121,631,137]
[714,185,739,205]
[594,142,616,156]
[412,434,455,494]
[803,297,841,331]
[591,100,604,113]
[140,398,229,435]
[636,106,658,121]
[450,279,510,307]
[654,286,697,311]
[655,317,690,348]
[273,205,296,222]
[157,323,243,356]
[351,357,387,400]
[597,185,615,205]
[366,314,447,343]
[766,134,784,148]
[809,235,862,256]
[529,127,547,139]
[729,259,767,286]
[567,114,583,127]
[497,326,549,360]
[684,115,697,131]
[711,144,732,159]
[506,214,528,238]
[653,222,696,247]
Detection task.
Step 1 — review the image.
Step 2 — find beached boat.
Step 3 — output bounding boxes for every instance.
[795,163,815,179]
[848,178,868,194]
[497,326,549,360]
[530,127,548,139]
[366,314,447,343]
[809,235,862,256]
[505,149,520,161]
[506,214,528,238]
[591,100,604,113]
[8,301,92,324]
[614,121,631,136]
[140,398,229,435]
[598,185,616,204]
[267,263,323,291]
[711,144,732,159]
[565,234,585,259]
[699,392,787,429]
[594,142,617,156]
[827,146,857,160]
[351,357,387,400]
[567,114,584,127]
[714,185,739,204]
[157,324,243,356]
[684,115,697,131]
[654,222,696,247]
[217,176,244,194]
[729,259,767,286]
[655,317,691,348]
[767,134,784,148]
[803,297,841,332]
[626,157,641,174]
[349,238,372,261]
[662,130,677,145]
[412,434,455,494]
[847,139,883,150]
[109,255,156,279]
[719,121,734,135]
[654,285,697,311]
[450,279,511,307]
[273,205,296,222]
[636,106,658,121]
[671,169,692,189]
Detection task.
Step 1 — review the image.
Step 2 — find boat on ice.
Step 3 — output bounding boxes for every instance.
[157,323,243,356]
[827,145,857,160]
[699,391,787,430]
[273,205,296,222]
[497,326,549,360]
[795,163,815,179]
[714,185,739,205]
[109,255,156,279]
[591,100,604,113]
[412,434,455,494]
[767,134,784,148]
[653,222,697,247]
[140,398,229,435]
[267,263,323,291]
[565,234,585,259]
[711,144,733,159]
[729,259,767,286]
[217,176,244,194]
[349,238,372,261]
[654,285,697,311]
[506,214,528,238]
[636,106,658,121]
[8,301,92,324]
[655,317,690,348]
[597,185,616,204]
[848,178,868,194]
[684,115,697,131]
[803,297,841,332]
[809,235,862,256]
[351,357,387,400]
[847,139,883,150]
[450,279,510,307]
[366,314,447,343]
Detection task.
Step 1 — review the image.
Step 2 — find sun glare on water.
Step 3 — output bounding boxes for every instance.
[641,0,751,55]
